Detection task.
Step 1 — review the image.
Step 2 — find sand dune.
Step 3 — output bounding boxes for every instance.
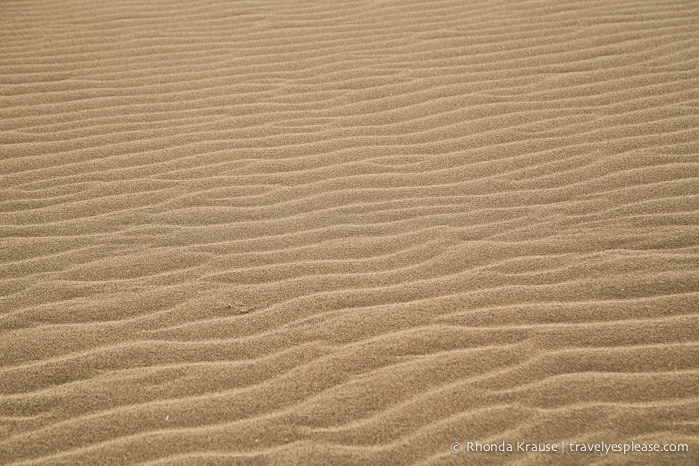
[1,0,698,464]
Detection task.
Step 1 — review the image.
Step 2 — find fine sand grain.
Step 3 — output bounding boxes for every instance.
[1,0,698,464]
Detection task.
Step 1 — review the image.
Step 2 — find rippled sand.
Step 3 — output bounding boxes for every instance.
[1,0,698,464]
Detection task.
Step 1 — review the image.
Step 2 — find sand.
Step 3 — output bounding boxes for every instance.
[1,0,698,464]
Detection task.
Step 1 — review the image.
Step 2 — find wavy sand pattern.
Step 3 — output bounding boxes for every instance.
[1,0,699,464]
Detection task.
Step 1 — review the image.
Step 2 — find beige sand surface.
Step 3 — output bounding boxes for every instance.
[1,0,698,464]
